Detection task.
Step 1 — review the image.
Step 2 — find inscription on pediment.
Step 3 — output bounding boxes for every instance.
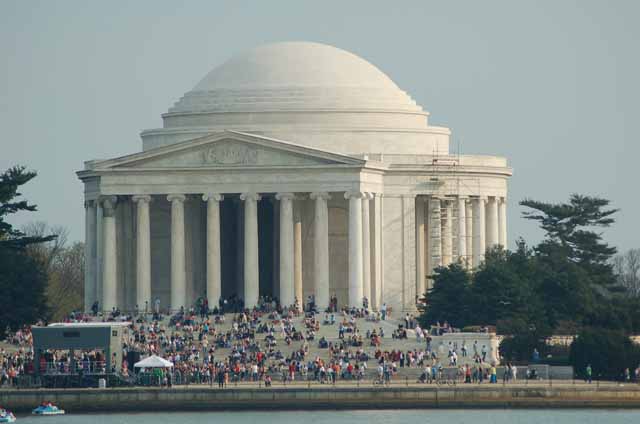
[123,139,337,168]
[202,143,258,165]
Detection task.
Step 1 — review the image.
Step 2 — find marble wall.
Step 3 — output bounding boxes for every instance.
[382,196,417,314]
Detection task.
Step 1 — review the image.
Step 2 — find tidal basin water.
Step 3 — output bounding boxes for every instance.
[12,409,640,424]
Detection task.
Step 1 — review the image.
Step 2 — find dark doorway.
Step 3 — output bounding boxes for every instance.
[220,197,239,299]
[258,197,275,298]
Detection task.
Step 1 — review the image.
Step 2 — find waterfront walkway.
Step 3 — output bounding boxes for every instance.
[2,381,640,412]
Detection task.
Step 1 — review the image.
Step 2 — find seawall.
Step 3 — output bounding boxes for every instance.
[3,384,640,412]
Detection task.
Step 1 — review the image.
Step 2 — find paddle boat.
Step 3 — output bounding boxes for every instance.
[0,407,16,423]
[32,402,65,416]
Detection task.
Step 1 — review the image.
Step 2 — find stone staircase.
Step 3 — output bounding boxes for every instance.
[158,312,495,370]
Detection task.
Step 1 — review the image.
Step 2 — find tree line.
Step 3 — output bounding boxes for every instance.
[0,166,83,337]
[419,195,640,380]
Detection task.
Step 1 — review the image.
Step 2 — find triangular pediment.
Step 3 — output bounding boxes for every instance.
[96,131,364,170]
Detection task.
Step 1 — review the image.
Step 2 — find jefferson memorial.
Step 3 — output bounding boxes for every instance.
[78,42,511,314]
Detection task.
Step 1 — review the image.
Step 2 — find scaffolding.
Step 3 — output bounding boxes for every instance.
[427,140,478,270]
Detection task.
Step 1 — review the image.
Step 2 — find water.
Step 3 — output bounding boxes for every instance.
[10,410,640,424]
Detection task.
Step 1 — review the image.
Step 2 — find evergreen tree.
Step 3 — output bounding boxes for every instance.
[0,166,55,248]
[0,166,52,335]
[520,194,618,289]
[420,263,472,328]
[0,246,48,331]
[470,247,533,326]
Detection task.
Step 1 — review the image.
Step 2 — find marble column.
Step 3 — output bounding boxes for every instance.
[310,192,330,311]
[101,196,118,312]
[241,193,261,309]
[441,200,453,265]
[96,202,104,310]
[361,193,372,307]
[168,194,186,311]
[472,196,487,267]
[465,200,473,269]
[84,200,97,312]
[429,196,442,271]
[371,193,383,310]
[457,197,467,266]
[345,191,364,308]
[276,193,295,308]
[425,197,433,290]
[235,198,244,297]
[294,205,303,310]
[498,197,507,248]
[203,193,223,307]
[486,196,499,251]
[415,196,426,300]
[133,195,152,310]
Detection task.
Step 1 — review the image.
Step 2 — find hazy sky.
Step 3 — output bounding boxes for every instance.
[1,0,638,252]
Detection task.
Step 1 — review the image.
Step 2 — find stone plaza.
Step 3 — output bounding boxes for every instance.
[78,42,511,314]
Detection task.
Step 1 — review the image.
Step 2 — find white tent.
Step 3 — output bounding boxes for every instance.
[134,355,174,368]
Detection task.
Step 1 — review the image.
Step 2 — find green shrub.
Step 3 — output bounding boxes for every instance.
[499,333,548,362]
[569,328,640,380]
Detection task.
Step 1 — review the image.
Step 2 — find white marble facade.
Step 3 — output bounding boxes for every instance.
[79,42,511,314]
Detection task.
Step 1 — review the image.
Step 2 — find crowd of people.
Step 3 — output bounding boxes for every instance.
[0,297,530,388]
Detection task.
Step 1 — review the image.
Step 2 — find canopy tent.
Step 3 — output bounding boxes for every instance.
[133,355,173,368]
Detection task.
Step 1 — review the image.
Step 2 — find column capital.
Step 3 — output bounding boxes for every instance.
[132,194,152,204]
[167,194,186,203]
[457,195,469,200]
[363,192,375,200]
[275,192,296,201]
[202,193,224,202]
[240,192,262,202]
[310,192,331,200]
[344,191,365,199]
[84,199,96,209]
[100,195,118,212]
[472,195,488,202]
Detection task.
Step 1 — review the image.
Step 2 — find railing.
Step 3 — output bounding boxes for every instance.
[39,361,107,375]
[7,370,638,390]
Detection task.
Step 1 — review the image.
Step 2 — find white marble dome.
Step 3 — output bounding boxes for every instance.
[170,42,421,113]
[193,41,399,90]
[141,42,451,155]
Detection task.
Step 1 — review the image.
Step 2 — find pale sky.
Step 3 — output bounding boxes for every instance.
[1,0,638,252]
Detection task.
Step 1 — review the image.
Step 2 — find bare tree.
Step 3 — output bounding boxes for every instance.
[22,222,68,270]
[613,248,640,297]
[47,242,84,321]
[22,222,83,320]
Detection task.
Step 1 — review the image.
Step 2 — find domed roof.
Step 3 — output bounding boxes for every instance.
[144,42,450,156]
[167,42,424,114]
[193,41,400,91]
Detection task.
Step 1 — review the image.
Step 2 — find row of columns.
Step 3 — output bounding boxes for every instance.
[425,195,507,271]
[417,195,507,298]
[85,192,506,313]
[85,191,376,313]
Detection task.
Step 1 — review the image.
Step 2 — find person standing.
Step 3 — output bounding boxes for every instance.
[586,364,592,383]
[490,365,497,383]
